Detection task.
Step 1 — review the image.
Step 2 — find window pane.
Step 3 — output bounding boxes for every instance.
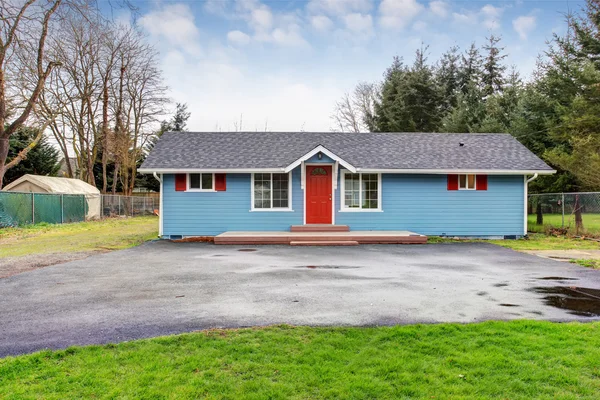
[362,174,378,209]
[467,174,476,189]
[190,174,201,189]
[344,173,360,208]
[254,173,274,208]
[459,175,467,189]
[272,173,289,208]
[201,174,213,190]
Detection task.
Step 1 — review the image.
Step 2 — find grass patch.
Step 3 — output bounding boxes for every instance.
[528,213,600,235]
[0,217,158,258]
[1,321,599,399]
[429,233,600,251]
[571,259,600,269]
[491,234,600,251]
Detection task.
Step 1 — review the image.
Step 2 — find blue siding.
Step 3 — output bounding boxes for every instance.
[305,153,335,163]
[162,168,525,237]
[335,174,524,237]
[162,169,303,236]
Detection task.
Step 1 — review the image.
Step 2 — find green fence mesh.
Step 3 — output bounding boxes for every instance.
[0,192,86,227]
[0,192,33,227]
[62,194,86,223]
[33,193,62,224]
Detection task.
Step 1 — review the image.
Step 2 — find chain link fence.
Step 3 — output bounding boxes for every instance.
[528,192,600,235]
[0,192,87,227]
[100,195,158,218]
[0,192,159,228]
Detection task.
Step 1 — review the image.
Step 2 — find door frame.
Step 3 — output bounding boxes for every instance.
[303,163,336,225]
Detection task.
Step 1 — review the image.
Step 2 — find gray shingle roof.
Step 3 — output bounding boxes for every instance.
[139,132,554,172]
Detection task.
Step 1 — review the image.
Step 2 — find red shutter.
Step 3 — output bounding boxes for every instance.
[447,174,459,190]
[215,174,226,191]
[476,175,488,191]
[175,174,187,191]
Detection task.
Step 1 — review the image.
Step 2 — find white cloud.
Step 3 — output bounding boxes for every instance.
[412,20,428,31]
[481,4,503,30]
[452,12,476,25]
[343,13,373,34]
[307,0,372,16]
[513,15,536,39]
[429,1,448,18]
[139,4,201,55]
[269,27,309,47]
[227,30,251,46]
[250,6,273,31]
[311,15,334,31]
[379,0,424,30]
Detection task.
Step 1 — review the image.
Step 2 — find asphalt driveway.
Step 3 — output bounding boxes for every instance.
[1,241,600,357]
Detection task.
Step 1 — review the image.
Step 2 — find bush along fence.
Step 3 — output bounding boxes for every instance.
[528,192,600,235]
[0,192,159,228]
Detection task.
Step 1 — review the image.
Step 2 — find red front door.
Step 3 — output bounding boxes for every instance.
[306,165,332,224]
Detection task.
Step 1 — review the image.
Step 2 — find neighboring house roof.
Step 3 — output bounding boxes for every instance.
[58,157,78,177]
[139,132,555,174]
[3,174,100,195]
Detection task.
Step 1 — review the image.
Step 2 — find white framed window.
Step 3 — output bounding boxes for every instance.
[340,170,382,212]
[188,173,215,191]
[459,174,476,190]
[251,173,293,211]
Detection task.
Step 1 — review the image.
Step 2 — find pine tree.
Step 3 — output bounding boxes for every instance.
[374,48,443,132]
[482,35,507,97]
[436,46,461,112]
[171,103,191,132]
[458,43,482,94]
[4,127,60,186]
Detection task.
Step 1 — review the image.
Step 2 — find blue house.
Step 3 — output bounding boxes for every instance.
[139,132,554,243]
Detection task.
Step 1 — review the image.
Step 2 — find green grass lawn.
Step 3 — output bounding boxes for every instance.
[429,233,600,251]
[528,213,600,235]
[0,216,158,258]
[1,322,599,399]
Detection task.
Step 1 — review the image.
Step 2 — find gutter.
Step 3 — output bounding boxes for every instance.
[153,172,162,183]
[526,173,539,183]
[524,173,539,236]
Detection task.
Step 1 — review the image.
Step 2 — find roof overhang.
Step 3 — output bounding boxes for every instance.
[356,168,556,175]
[284,145,357,173]
[137,168,285,174]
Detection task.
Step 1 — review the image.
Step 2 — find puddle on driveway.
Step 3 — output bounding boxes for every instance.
[238,249,257,252]
[499,303,520,307]
[537,277,578,281]
[531,286,600,317]
[299,265,360,270]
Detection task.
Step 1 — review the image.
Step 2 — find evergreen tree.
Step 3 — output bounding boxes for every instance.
[436,46,461,112]
[374,48,443,132]
[4,127,60,186]
[171,103,191,132]
[482,35,508,97]
[458,43,482,94]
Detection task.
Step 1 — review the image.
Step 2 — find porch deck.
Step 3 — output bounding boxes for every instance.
[214,230,427,245]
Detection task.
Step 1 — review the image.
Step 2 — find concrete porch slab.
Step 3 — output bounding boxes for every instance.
[214,230,427,245]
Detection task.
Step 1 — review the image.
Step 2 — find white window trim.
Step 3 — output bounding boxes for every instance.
[187,173,216,192]
[458,174,477,191]
[339,170,383,212]
[250,172,294,212]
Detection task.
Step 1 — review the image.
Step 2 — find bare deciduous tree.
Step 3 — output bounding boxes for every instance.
[0,0,64,188]
[331,82,377,133]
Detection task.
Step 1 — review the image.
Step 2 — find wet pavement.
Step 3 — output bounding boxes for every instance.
[1,241,600,357]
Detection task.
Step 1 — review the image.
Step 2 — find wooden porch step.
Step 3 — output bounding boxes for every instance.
[290,225,350,232]
[290,240,359,246]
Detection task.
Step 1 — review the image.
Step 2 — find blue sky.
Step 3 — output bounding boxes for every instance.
[126,0,584,132]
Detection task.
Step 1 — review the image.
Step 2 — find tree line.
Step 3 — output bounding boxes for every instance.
[333,0,600,194]
[0,0,170,195]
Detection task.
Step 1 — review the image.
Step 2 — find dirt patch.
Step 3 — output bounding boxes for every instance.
[0,251,106,279]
